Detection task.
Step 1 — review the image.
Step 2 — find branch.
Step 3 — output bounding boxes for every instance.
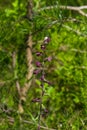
[43,19,87,37]
[18,0,34,113]
[4,115,56,130]
[12,51,20,96]
[12,51,24,113]
[22,120,56,130]
[71,48,87,53]
[0,80,11,86]
[62,25,87,37]
[38,5,87,17]
[20,35,34,102]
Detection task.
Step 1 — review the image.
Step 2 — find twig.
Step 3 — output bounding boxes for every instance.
[22,120,56,130]
[0,80,11,86]
[4,115,56,130]
[75,66,87,69]
[38,5,87,17]
[12,51,24,113]
[43,19,87,37]
[12,51,20,95]
[71,48,87,53]
[62,24,87,37]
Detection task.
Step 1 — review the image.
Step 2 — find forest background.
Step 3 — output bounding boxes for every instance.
[0,0,87,130]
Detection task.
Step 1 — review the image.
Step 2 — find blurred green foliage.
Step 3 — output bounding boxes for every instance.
[0,0,87,129]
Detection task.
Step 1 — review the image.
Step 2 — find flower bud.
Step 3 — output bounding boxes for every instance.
[36,61,41,67]
[36,52,42,56]
[32,98,41,102]
[40,75,45,81]
[45,56,52,62]
[44,37,50,44]
[33,69,40,75]
[41,44,46,50]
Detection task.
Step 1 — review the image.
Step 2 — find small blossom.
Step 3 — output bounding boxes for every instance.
[40,75,45,81]
[36,61,41,67]
[44,109,49,113]
[44,56,52,62]
[42,108,49,118]
[44,37,50,44]
[47,56,52,62]
[41,44,46,50]
[33,69,40,75]
[44,80,52,85]
[32,98,41,102]
[36,52,42,56]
